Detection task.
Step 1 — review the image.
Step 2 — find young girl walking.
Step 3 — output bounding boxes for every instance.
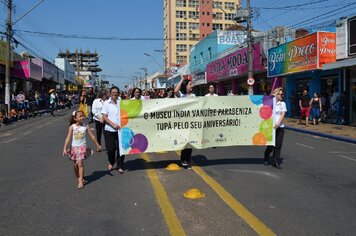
[63,110,101,189]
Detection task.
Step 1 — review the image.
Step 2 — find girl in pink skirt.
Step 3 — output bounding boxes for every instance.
[63,110,101,189]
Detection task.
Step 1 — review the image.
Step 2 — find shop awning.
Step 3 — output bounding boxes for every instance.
[323,57,356,70]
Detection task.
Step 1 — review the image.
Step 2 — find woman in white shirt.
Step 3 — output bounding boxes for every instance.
[92,91,106,145]
[264,87,287,169]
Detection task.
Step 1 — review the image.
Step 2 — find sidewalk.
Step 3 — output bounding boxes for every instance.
[284,118,356,144]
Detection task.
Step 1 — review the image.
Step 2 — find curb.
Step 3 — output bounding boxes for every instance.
[285,126,356,144]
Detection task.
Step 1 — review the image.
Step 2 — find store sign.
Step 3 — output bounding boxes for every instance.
[217,30,246,45]
[43,59,58,81]
[192,71,207,86]
[12,60,42,81]
[267,32,336,77]
[349,16,356,56]
[206,42,263,82]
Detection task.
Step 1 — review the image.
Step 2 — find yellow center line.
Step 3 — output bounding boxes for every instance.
[175,151,276,236]
[141,153,186,236]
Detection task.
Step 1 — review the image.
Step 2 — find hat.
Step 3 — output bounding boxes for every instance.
[49,89,55,93]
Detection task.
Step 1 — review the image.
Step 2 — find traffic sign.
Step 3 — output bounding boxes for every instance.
[247,78,255,86]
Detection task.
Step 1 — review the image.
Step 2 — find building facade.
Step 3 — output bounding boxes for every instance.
[163,0,240,70]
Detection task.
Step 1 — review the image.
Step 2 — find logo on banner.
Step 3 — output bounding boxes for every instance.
[215,133,227,142]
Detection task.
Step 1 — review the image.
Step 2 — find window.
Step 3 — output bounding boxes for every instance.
[189,34,199,41]
[224,24,234,29]
[212,1,222,9]
[200,52,204,63]
[224,2,235,10]
[193,55,197,65]
[202,12,205,15]
[207,23,210,27]
[225,13,236,20]
[177,44,187,52]
[188,0,199,7]
[176,11,187,18]
[176,0,186,7]
[177,56,187,64]
[189,11,199,19]
[212,23,223,30]
[176,22,187,30]
[189,22,199,30]
[213,12,223,20]
[208,47,212,59]
[176,33,187,40]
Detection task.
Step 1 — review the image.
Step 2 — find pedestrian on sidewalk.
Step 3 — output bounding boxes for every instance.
[310,92,322,125]
[102,86,126,174]
[49,89,56,117]
[174,74,195,169]
[63,110,101,189]
[299,89,310,126]
[264,87,287,169]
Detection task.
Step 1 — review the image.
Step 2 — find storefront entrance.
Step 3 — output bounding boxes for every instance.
[351,78,356,126]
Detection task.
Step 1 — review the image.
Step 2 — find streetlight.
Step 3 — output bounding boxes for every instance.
[144,52,164,70]
[154,49,167,79]
[139,67,148,90]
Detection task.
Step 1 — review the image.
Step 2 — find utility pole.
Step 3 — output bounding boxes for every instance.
[5,0,12,115]
[235,0,254,95]
[246,0,254,95]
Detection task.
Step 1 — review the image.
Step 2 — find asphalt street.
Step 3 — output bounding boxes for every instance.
[0,111,356,235]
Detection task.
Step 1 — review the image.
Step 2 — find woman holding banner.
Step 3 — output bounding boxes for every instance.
[264,87,287,169]
[174,75,195,169]
[102,86,125,174]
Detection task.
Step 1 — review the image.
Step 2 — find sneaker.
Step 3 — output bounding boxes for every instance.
[181,160,188,167]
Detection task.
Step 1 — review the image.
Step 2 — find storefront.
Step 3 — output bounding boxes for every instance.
[267,32,337,118]
[206,42,266,96]
[323,57,356,126]
[11,59,42,93]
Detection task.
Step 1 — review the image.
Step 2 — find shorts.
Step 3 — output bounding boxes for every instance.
[300,107,310,118]
[69,145,93,161]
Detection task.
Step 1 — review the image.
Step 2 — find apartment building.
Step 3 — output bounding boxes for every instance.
[163,0,240,71]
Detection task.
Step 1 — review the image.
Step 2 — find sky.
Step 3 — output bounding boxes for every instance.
[1,0,355,89]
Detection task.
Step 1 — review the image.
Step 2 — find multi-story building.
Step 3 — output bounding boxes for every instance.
[163,0,240,71]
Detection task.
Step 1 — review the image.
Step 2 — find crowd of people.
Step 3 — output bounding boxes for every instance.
[0,89,79,127]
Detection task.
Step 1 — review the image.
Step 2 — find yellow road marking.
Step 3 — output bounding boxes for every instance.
[175,151,275,235]
[141,153,186,236]
[192,165,276,236]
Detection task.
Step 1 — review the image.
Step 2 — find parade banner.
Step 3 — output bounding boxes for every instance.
[119,96,275,155]
[267,32,336,77]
